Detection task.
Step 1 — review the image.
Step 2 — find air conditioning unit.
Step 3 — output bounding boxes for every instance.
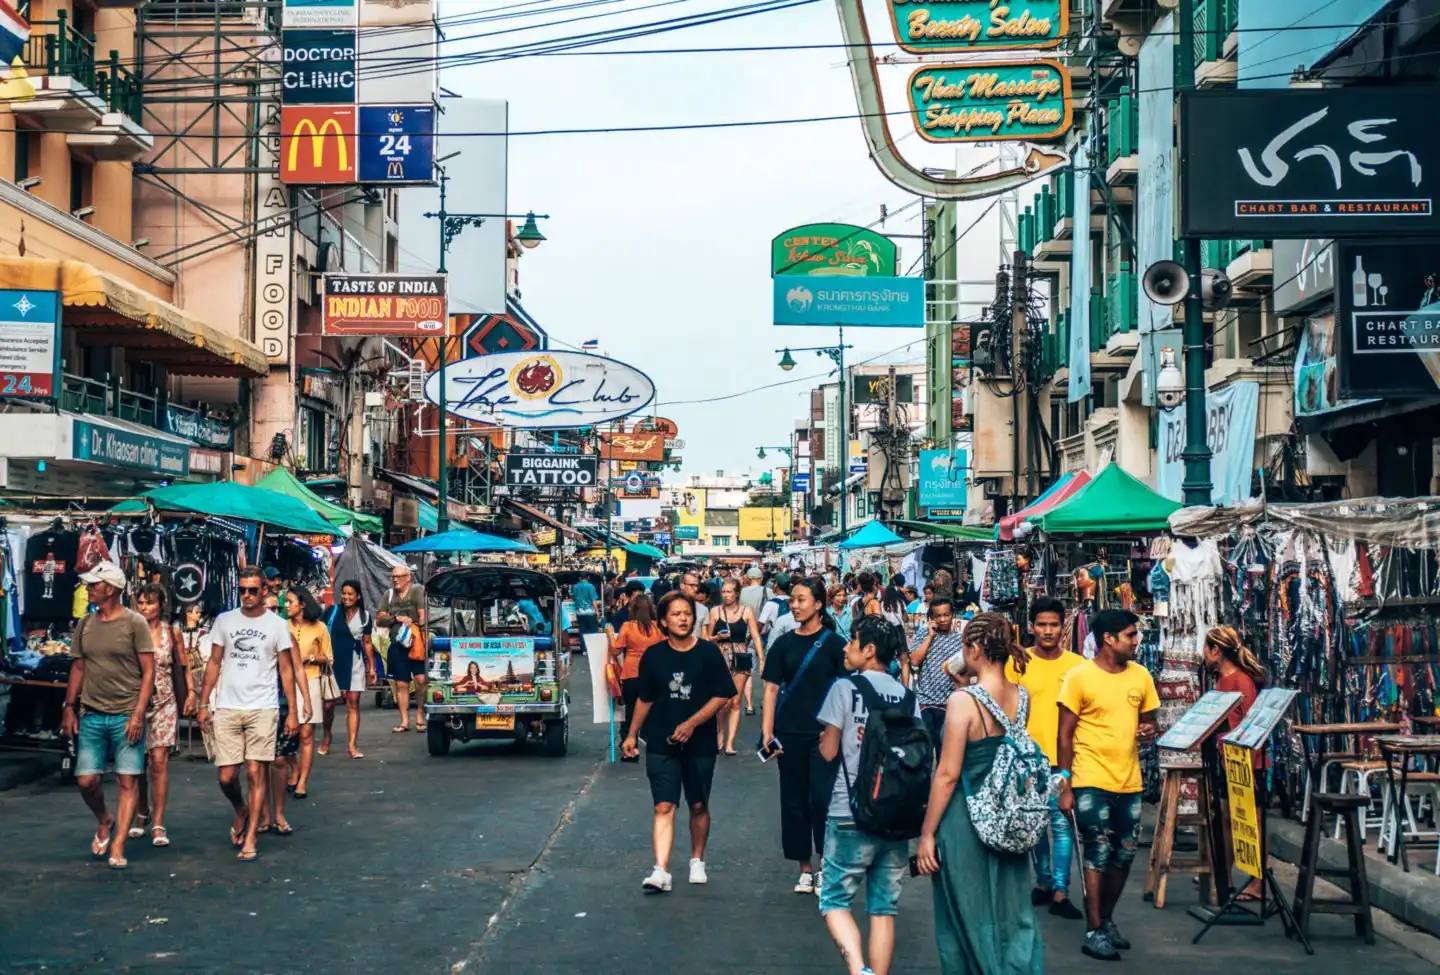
[407,360,426,400]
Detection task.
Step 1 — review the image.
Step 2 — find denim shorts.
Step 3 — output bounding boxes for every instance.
[75,711,147,777]
[818,819,909,917]
[1073,787,1144,873]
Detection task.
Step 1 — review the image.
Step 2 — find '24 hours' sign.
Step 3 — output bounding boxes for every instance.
[359,104,436,184]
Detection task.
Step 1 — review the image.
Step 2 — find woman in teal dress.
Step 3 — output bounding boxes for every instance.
[916,613,1044,975]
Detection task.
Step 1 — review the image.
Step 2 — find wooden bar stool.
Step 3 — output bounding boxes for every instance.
[1293,793,1376,945]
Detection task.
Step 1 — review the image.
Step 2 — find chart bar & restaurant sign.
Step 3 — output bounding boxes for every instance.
[321,273,448,336]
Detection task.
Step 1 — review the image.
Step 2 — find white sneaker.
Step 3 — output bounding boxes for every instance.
[794,870,815,894]
[689,858,708,884]
[813,869,823,896]
[642,865,672,893]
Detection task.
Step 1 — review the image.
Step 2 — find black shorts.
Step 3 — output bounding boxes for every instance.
[386,646,427,682]
[645,750,717,809]
[724,646,754,674]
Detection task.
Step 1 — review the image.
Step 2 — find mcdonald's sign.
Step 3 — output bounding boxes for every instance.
[280,106,356,184]
[358,103,436,184]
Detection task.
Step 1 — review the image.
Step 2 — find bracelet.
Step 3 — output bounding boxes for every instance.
[1059,769,1072,780]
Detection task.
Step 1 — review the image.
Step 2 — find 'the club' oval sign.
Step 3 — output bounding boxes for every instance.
[424,351,656,429]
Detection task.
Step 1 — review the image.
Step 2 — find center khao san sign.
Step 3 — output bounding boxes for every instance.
[772,224,898,277]
[888,0,1067,54]
[907,61,1071,143]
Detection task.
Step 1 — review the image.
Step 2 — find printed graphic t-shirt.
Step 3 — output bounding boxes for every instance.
[1057,660,1160,793]
[211,608,294,711]
[24,531,81,622]
[817,670,920,819]
[636,639,733,757]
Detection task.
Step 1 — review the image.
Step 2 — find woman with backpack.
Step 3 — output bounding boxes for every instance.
[915,613,1045,975]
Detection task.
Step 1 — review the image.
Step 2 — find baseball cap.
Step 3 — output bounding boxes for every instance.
[263,566,281,580]
[746,567,763,580]
[774,572,792,588]
[79,561,126,589]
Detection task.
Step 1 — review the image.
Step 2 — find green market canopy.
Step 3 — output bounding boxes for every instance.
[258,467,383,535]
[140,482,339,535]
[889,520,995,543]
[1036,463,1182,536]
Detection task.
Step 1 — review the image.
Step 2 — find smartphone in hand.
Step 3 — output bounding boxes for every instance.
[756,737,782,762]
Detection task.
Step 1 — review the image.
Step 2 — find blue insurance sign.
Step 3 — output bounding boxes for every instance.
[358,104,436,184]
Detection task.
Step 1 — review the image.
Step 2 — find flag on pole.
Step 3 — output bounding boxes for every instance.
[0,3,30,65]
[581,339,599,350]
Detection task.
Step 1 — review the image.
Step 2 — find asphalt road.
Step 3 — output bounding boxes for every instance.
[1,658,1437,974]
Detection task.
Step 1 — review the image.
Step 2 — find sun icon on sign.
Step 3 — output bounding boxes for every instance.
[387,109,404,125]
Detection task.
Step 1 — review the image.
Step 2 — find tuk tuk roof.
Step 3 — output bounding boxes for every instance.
[548,569,604,587]
[427,565,557,603]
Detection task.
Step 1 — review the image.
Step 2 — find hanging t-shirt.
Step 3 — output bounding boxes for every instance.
[24,530,80,622]
[635,638,732,756]
[210,607,294,711]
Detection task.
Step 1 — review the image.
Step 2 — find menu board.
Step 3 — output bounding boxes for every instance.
[1223,688,1300,751]
[1157,690,1243,752]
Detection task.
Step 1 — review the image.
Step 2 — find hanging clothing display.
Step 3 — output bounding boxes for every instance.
[1157,539,1223,778]
[23,527,80,623]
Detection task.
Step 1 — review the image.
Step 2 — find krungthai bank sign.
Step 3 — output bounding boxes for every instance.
[280,106,356,184]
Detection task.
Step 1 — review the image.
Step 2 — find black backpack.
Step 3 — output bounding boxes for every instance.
[839,675,934,841]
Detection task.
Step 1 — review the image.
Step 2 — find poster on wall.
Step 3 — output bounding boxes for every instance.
[1295,312,1378,416]
[0,289,60,398]
[1156,381,1259,506]
[1337,240,1440,398]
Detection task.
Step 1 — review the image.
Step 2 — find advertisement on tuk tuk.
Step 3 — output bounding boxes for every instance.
[448,637,537,705]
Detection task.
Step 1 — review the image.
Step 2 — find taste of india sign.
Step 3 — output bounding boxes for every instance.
[889,0,1068,54]
[907,60,1072,143]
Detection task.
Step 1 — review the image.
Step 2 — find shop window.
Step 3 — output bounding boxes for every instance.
[14,128,31,182]
[69,158,93,216]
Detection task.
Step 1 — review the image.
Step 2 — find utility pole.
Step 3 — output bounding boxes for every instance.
[1011,251,1032,505]
[1177,0,1214,506]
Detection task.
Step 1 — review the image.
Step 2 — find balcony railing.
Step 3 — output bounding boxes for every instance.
[59,372,229,443]
[1105,88,1137,166]
[1193,0,1239,66]
[1101,267,1137,343]
[25,12,143,118]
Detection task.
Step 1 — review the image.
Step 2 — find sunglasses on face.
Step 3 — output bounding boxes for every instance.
[239,586,263,595]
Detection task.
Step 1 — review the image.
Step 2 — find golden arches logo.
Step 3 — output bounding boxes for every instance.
[287,117,348,172]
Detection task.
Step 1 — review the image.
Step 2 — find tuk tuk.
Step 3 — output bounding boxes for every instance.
[550,568,605,654]
[423,565,571,757]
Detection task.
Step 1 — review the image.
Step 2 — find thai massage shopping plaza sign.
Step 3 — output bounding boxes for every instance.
[907,61,1071,143]
[888,0,1067,54]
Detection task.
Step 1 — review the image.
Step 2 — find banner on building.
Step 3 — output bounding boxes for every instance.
[738,506,791,542]
[773,276,924,327]
[504,451,597,488]
[73,419,190,476]
[281,29,356,104]
[772,223,898,277]
[1337,240,1440,397]
[1067,140,1092,403]
[885,0,1067,53]
[255,102,294,364]
[161,405,234,451]
[360,0,432,25]
[1273,239,1335,315]
[905,61,1072,144]
[1137,15,1175,336]
[601,431,665,462]
[791,472,811,494]
[1295,311,1378,416]
[357,104,436,183]
[321,273,447,336]
[283,0,358,27]
[0,289,59,398]
[280,105,356,184]
[426,351,656,429]
[1180,87,1440,238]
[675,525,699,540]
[918,448,967,513]
[1157,381,1260,506]
[852,373,914,404]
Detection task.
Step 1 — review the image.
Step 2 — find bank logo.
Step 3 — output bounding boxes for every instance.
[786,286,814,313]
[280,106,356,184]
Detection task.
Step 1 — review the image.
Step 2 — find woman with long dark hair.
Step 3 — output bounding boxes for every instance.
[286,588,331,800]
[324,581,376,759]
[1204,625,1267,902]
[621,590,733,892]
[917,612,1044,975]
[760,576,846,895]
[132,584,193,846]
[881,583,908,628]
[611,592,661,756]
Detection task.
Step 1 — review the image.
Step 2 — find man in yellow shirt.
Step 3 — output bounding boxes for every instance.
[1006,596,1084,921]
[1056,609,1159,962]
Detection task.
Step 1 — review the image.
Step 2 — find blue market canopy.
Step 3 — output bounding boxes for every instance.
[839,520,904,550]
[392,528,537,554]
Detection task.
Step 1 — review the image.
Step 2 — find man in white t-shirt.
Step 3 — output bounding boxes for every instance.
[198,566,299,862]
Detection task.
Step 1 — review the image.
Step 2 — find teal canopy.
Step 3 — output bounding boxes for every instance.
[258,467,383,534]
[417,499,439,533]
[624,542,667,560]
[140,482,339,535]
[839,520,904,549]
[889,519,995,543]
[392,528,537,554]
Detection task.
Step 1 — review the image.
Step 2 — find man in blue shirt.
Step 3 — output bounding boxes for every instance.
[572,576,600,634]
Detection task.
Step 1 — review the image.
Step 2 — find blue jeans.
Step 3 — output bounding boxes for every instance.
[920,706,946,750]
[75,711,146,777]
[818,819,909,917]
[1030,786,1075,895]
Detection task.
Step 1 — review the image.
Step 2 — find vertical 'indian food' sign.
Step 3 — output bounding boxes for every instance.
[888,0,1067,53]
[907,60,1071,143]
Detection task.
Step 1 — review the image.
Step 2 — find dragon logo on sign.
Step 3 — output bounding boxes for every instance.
[510,356,561,398]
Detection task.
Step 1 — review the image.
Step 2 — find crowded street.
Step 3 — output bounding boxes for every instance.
[2,669,1438,974]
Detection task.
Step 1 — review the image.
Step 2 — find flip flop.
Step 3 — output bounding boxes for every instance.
[317,747,329,756]
[293,789,308,800]
[236,848,258,862]
[724,748,738,756]
[151,826,170,848]
[349,751,365,759]
[229,819,248,848]
[107,855,129,870]
[274,822,295,836]
[415,723,427,732]
[91,826,113,859]
[128,814,149,839]
[391,726,409,734]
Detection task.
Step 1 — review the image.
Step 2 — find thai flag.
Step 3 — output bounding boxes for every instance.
[581,338,599,350]
[0,3,29,66]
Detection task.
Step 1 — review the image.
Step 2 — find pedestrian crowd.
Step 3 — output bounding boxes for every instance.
[61,559,419,866]
[602,561,1258,975]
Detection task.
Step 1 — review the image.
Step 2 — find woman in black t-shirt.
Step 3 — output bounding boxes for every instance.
[760,577,847,896]
[622,591,734,894]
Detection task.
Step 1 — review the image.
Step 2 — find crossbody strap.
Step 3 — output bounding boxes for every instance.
[775,630,831,715]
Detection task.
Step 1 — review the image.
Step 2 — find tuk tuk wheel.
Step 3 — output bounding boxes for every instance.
[427,721,451,757]
[544,715,568,757]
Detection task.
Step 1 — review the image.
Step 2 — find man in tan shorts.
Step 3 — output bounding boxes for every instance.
[198,566,301,862]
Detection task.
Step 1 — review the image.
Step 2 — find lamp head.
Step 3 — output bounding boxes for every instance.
[778,348,797,371]
[756,447,766,459]
[515,212,546,250]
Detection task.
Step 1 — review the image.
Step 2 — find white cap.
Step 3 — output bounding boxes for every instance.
[79,561,126,589]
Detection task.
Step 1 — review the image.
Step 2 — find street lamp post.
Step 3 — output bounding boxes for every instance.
[777,329,853,539]
[423,161,548,533]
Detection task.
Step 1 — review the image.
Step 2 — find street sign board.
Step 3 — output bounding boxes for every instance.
[773,275,925,327]
[906,60,1072,144]
[886,0,1067,54]
[283,0,357,27]
[358,104,436,184]
[1336,240,1440,398]
[504,451,598,488]
[601,430,665,462]
[0,289,59,398]
[792,472,811,493]
[321,273,447,336]
[280,105,356,184]
[281,29,356,104]
[771,222,898,277]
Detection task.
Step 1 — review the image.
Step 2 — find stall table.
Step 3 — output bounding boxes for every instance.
[1294,722,1401,825]
[1374,735,1440,872]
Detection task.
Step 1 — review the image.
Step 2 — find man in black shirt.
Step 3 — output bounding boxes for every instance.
[760,578,847,896]
[622,590,733,894]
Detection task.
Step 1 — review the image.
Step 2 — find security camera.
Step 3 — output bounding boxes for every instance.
[1201,269,1233,312]
[1155,347,1184,409]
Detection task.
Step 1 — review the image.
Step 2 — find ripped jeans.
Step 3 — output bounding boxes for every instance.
[1030,787,1075,895]
[1073,787,1143,873]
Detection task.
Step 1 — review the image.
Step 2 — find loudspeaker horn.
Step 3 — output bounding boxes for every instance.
[1142,260,1189,306]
